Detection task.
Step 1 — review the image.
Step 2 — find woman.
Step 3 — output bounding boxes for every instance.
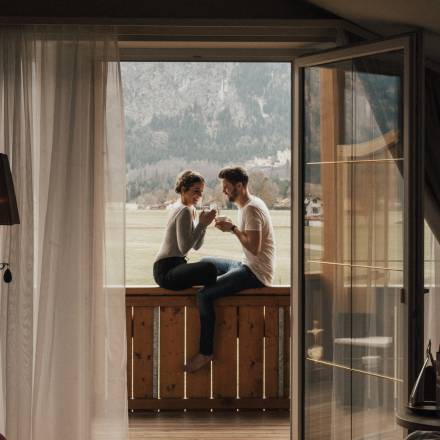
[153,170,217,290]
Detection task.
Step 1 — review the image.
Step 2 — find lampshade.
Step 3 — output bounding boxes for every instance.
[0,153,20,225]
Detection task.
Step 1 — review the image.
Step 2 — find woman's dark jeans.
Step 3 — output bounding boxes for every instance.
[153,257,217,291]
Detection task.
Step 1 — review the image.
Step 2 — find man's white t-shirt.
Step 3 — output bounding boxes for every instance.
[237,195,275,286]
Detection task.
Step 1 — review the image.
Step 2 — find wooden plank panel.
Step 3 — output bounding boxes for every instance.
[126,306,133,399]
[132,307,154,398]
[126,286,290,296]
[128,397,290,411]
[127,296,195,307]
[186,306,211,398]
[264,306,279,398]
[126,296,289,308]
[239,306,264,398]
[160,306,185,398]
[213,306,238,398]
[283,306,291,398]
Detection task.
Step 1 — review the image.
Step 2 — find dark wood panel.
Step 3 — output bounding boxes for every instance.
[186,306,211,398]
[160,306,185,398]
[132,307,154,398]
[127,286,290,296]
[126,306,133,399]
[213,306,238,398]
[264,306,279,398]
[239,306,264,398]
[128,397,290,410]
[283,306,291,398]
[0,1,337,21]
[127,296,289,307]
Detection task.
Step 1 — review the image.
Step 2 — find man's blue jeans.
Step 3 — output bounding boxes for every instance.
[197,257,264,356]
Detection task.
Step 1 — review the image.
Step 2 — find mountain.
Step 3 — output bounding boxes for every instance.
[121,62,291,169]
[121,62,293,205]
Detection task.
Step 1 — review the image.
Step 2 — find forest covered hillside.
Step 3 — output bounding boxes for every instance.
[121,62,292,207]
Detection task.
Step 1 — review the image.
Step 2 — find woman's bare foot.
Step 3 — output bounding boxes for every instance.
[184,353,213,373]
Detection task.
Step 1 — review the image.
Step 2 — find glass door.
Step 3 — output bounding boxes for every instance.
[292,35,424,440]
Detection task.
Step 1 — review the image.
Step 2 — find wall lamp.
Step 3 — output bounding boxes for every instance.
[0,153,20,283]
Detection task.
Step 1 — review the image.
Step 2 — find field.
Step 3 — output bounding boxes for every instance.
[126,209,292,285]
[126,208,436,287]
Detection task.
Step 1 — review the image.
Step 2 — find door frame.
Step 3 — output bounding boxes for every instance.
[292,32,425,440]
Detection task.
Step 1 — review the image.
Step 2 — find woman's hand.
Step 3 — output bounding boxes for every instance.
[199,209,217,226]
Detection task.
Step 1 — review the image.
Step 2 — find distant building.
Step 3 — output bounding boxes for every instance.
[147,200,176,210]
[304,196,323,226]
[273,198,291,209]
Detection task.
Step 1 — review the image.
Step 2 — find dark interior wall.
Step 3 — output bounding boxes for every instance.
[1,0,336,20]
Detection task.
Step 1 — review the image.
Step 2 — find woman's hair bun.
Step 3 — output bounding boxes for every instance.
[175,170,205,194]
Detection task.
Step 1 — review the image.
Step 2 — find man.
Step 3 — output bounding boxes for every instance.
[185,166,275,373]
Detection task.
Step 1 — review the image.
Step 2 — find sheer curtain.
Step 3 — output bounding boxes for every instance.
[0,29,35,440]
[0,26,127,440]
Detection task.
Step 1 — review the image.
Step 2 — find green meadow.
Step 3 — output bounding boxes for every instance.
[126,209,293,285]
[125,208,429,287]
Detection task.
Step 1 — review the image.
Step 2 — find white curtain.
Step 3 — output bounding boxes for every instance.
[0,26,127,440]
[0,29,35,440]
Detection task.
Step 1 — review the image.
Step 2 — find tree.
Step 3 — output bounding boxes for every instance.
[248,170,279,208]
[212,182,228,208]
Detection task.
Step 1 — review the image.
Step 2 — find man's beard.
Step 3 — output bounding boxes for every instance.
[228,187,238,202]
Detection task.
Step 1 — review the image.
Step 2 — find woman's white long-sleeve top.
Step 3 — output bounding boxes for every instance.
[154,202,207,261]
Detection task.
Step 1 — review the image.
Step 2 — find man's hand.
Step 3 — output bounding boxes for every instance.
[214,218,234,232]
[216,219,261,256]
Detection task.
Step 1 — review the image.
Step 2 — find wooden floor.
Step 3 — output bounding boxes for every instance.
[129,411,290,440]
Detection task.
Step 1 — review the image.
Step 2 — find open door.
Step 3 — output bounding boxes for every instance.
[292,34,424,439]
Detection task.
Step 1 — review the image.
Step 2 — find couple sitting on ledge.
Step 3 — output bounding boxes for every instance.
[153,166,275,373]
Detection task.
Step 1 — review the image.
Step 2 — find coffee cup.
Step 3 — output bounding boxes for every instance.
[216,216,228,222]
